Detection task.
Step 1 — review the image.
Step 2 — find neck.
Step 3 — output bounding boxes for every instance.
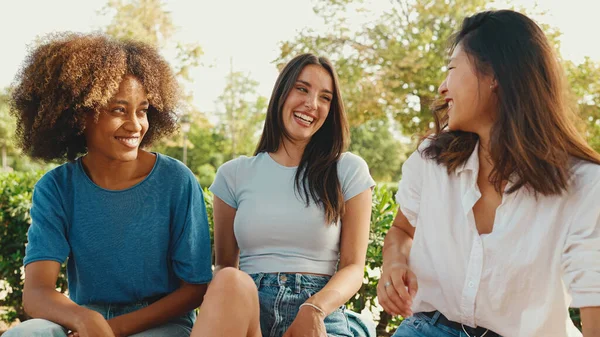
[81,150,149,189]
[476,130,496,181]
[271,137,307,167]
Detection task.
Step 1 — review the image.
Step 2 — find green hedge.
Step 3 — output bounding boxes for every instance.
[0,172,582,334]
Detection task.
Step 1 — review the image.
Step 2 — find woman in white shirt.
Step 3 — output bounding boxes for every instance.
[378,10,600,337]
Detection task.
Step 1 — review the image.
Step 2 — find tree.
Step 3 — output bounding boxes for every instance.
[0,88,16,171]
[564,57,600,151]
[215,62,267,159]
[349,119,406,182]
[278,0,490,134]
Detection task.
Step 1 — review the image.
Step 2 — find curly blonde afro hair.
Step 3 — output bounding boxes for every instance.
[11,32,180,161]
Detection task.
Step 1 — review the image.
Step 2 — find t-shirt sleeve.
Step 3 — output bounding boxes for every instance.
[395,142,427,227]
[339,153,376,202]
[209,159,239,209]
[170,173,213,284]
[23,174,71,266]
[562,174,600,308]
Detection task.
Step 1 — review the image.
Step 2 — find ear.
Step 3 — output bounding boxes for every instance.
[489,78,498,92]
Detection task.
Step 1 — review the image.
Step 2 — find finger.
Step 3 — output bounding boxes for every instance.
[407,270,419,299]
[389,276,412,307]
[377,283,404,316]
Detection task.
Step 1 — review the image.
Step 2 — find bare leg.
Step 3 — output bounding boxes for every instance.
[191,267,261,337]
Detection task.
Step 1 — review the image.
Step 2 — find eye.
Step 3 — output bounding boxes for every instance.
[138,108,149,115]
[321,95,332,102]
[296,86,308,93]
[447,66,456,71]
[111,107,125,114]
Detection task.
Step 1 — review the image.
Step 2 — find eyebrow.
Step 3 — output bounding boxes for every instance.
[111,99,149,106]
[297,80,333,95]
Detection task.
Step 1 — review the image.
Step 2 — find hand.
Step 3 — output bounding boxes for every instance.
[283,305,328,337]
[68,310,116,337]
[377,262,418,317]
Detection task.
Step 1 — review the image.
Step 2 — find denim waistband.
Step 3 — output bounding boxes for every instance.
[250,272,331,293]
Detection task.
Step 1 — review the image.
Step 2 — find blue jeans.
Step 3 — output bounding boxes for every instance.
[392,312,494,337]
[2,300,195,337]
[251,273,355,337]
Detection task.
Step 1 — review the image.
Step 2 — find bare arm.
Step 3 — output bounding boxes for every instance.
[382,210,414,270]
[582,307,600,337]
[107,281,208,336]
[377,208,418,317]
[23,261,114,336]
[303,188,373,315]
[213,195,239,273]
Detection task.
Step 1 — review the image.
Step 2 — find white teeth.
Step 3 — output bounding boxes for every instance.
[294,112,314,123]
[116,137,139,146]
[448,101,454,108]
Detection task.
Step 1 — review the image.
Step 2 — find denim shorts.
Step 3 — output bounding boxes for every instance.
[251,272,354,337]
[392,312,502,337]
[2,299,196,337]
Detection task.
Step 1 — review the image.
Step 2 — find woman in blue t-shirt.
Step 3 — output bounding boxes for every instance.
[3,33,213,337]
[192,54,376,337]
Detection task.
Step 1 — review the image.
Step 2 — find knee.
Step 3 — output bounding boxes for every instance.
[209,267,257,298]
[3,319,66,337]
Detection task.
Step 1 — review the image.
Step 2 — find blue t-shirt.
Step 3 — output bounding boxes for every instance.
[23,153,213,305]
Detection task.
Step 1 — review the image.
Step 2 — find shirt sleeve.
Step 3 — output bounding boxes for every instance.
[562,174,600,308]
[209,158,239,209]
[23,174,71,266]
[395,143,427,227]
[170,172,213,285]
[338,152,376,201]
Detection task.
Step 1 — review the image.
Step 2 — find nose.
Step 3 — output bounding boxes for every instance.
[438,78,448,96]
[304,94,317,111]
[125,112,143,132]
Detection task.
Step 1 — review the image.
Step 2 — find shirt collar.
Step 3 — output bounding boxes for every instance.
[456,141,480,175]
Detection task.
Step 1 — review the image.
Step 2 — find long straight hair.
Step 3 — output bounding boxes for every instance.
[255,54,349,223]
[424,10,600,195]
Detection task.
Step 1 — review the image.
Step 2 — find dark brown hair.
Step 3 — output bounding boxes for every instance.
[11,32,180,162]
[255,54,349,223]
[423,10,600,195]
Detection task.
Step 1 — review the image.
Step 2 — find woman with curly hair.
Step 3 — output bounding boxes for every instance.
[3,33,213,337]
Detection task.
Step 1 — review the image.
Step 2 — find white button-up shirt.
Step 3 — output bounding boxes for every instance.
[396,141,600,337]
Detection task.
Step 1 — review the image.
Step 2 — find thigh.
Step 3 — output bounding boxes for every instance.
[2,318,68,337]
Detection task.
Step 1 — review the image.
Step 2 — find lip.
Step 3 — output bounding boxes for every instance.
[293,110,317,128]
[114,136,141,149]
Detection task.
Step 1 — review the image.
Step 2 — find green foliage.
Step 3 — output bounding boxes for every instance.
[216,70,268,159]
[0,171,67,323]
[349,120,407,182]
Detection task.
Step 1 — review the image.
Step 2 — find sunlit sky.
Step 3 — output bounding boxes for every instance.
[1,0,599,115]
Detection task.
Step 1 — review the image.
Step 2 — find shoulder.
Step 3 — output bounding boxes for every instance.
[338,152,369,170]
[217,154,263,176]
[570,159,600,191]
[154,153,199,186]
[35,161,78,191]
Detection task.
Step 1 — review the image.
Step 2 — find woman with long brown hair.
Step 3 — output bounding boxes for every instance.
[203,53,375,337]
[378,10,600,337]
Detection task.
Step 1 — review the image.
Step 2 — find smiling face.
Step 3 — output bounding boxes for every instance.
[84,75,149,162]
[281,64,334,145]
[438,43,497,134]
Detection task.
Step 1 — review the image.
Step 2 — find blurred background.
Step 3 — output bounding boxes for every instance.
[0,0,598,335]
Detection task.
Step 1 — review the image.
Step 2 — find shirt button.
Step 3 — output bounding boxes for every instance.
[468,281,474,288]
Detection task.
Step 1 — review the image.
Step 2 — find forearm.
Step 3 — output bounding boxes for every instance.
[108,283,208,336]
[582,307,600,337]
[304,263,364,315]
[24,287,98,331]
[383,226,413,269]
